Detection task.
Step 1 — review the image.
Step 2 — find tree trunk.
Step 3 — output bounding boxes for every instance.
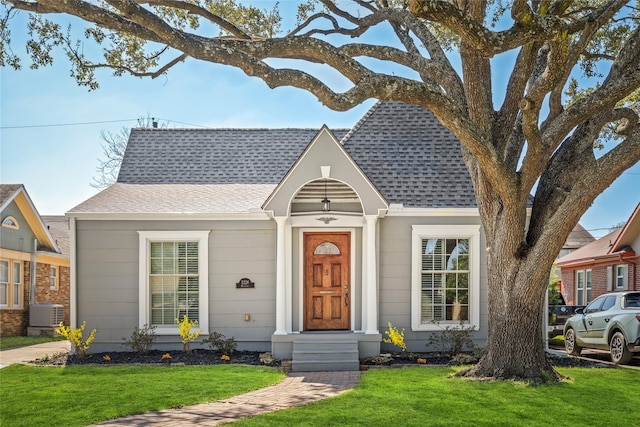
[460,205,564,382]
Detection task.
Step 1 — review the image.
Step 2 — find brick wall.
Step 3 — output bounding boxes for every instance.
[0,261,70,337]
[560,257,639,305]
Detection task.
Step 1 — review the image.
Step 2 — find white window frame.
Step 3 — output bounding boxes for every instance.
[411,224,481,331]
[50,266,58,290]
[1,259,23,309]
[0,259,9,307]
[576,270,585,305]
[615,265,627,290]
[138,231,210,335]
[1,216,19,230]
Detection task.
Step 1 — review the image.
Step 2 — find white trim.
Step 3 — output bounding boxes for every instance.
[297,228,357,332]
[411,224,481,331]
[290,214,366,228]
[70,217,77,328]
[1,216,19,230]
[388,207,480,217]
[66,212,270,221]
[138,230,210,336]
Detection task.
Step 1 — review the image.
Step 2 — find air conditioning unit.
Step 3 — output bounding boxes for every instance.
[29,304,64,327]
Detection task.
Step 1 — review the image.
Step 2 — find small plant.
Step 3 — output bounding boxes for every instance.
[176,315,201,353]
[203,331,237,356]
[220,354,230,361]
[55,321,96,360]
[161,352,172,360]
[383,321,406,352]
[417,357,427,364]
[102,354,111,362]
[122,324,157,354]
[427,321,476,357]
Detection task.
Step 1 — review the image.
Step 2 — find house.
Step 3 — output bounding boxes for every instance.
[557,202,640,305]
[553,224,595,301]
[67,101,487,370]
[0,184,70,336]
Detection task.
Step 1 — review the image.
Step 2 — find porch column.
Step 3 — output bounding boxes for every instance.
[274,216,287,335]
[365,215,379,334]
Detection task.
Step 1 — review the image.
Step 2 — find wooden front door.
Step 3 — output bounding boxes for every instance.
[304,232,351,330]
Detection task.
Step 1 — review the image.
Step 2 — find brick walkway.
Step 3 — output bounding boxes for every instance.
[93,371,361,426]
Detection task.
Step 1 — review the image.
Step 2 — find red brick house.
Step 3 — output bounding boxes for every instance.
[0,185,70,336]
[557,202,640,305]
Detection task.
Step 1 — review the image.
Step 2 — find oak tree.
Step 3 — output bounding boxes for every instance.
[3,0,638,382]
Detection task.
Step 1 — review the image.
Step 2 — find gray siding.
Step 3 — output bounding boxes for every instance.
[377,215,488,352]
[76,219,276,352]
[0,202,37,252]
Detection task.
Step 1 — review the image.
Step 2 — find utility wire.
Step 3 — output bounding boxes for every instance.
[1,117,211,129]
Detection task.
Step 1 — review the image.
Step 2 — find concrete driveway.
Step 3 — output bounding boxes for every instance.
[0,340,70,368]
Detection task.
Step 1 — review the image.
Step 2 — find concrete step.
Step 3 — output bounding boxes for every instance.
[292,339,359,372]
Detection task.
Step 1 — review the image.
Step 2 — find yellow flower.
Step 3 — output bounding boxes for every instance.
[162,353,172,360]
[221,354,230,361]
[103,355,111,362]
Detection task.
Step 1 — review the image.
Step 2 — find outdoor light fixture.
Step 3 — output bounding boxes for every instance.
[322,179,331,212]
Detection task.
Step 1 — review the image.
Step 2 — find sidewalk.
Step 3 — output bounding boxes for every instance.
[93,370,361,426]
[0,340,70,368]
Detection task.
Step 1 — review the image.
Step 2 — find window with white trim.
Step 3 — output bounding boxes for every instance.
[615,265,627,289]
[575,269,592,305]
[138,231,209,335]
[50,266,58,290]
[412,225,480,331]
[1,259,23,309]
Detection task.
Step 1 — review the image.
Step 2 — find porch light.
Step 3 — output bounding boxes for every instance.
[322,179,331,212]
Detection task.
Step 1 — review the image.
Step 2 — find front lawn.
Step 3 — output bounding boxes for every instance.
[236,366,640,427]
[0,335,64,350]
[0,364,284,427]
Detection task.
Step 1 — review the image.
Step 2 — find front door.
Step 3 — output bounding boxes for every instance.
[304,232,350,330]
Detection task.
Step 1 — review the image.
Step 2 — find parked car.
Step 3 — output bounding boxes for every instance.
[564,291,640,364]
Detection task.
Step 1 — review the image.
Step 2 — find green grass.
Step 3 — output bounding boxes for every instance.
[548,335,565,347]
[235,367,640,427]
[0,335,65,350]
[0,364,284,427]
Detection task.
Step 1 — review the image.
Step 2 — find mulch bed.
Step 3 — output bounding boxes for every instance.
[32,349,613,369]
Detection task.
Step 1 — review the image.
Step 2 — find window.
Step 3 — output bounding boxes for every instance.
[138,231,209,335]
[575,269,591,305]
[50,266,58,290]
[1,259,23,309]
[412,225,480,331]
[1,216,19,230]
[616,265,626,289]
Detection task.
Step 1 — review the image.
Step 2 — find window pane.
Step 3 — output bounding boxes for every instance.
[0,261,8,283]
[149,241,199,326]
[421,237,471,324]
[13,263,21,283]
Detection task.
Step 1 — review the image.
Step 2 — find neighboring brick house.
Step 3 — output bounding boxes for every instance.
[557,202,640,306]
[0,184,70,336]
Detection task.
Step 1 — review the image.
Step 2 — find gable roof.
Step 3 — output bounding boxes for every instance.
[70,101,479,214]
[342,101,476,208]
[0,184,59,252]
[557,203,639,268]
[564,223,595,250]
[609,202,640,253]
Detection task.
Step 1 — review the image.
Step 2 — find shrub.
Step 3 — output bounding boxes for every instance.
[122,324,157,354]
[203,331,237,356]
[176,315,200,353]
[55,321,96,359]
[427,321,476,357]
[383,321,406,352]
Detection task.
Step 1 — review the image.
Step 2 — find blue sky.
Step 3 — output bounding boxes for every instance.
[1,4,638,238]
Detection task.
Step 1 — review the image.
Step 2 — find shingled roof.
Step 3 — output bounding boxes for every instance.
[71,101,478,214]
[118,128,349,185]
[342,101,476,208]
